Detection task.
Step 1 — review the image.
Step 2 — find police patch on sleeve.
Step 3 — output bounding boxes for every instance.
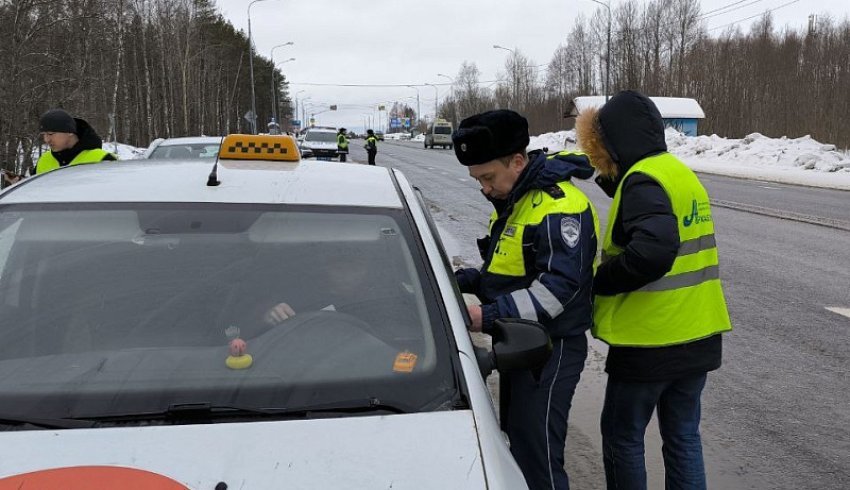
[560,217,581,248]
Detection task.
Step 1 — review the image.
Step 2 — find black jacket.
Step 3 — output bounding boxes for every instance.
[594,91,721,381]
[49,117,116,167]
[455,150,597,338]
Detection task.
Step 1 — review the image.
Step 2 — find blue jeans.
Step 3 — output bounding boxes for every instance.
[507,335,587,490]
[601,373,708,490]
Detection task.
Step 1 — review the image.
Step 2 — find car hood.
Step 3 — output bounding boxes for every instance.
[0,411,486,488]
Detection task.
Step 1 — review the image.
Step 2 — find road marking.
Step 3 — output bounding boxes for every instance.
[758,185,780,190]
[825,307,850,319]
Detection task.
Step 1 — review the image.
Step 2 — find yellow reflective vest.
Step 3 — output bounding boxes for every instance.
[593,153,732,347]
[36,148,114,175]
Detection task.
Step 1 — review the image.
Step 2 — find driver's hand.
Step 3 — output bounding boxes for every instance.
[265,302,296,325]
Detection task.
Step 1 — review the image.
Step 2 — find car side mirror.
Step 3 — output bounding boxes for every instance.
[474,318,552,378]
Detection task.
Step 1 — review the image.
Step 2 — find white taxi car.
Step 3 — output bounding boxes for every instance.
[141,136,224,160]
[0,134,550,488]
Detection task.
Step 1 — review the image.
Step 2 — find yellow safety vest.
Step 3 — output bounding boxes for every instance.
[36,148,114,175]
[487,174,599,277]
[593,153,732,347]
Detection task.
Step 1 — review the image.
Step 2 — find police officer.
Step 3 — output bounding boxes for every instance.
[575,90,732,490]
[337,127,349,162]
[35,109,116,175]
[452,109,598,490]
[364,129,377,166]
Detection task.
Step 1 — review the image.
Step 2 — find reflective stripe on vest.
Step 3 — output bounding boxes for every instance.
[486,178,599,278]
[36,148,113,175]
[592,152,732,347]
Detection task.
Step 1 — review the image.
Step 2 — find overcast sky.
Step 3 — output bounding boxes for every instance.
[215,0,849,132]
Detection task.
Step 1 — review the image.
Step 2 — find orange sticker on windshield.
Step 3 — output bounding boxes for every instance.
[393,351,418,373]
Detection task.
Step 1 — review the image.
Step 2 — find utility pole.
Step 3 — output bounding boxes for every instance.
[269,42,294,125]
[493,45,519,109]
[437,73,456,125]
[407,86,421,131]
[247,0,275,134]
[425,83,438,120]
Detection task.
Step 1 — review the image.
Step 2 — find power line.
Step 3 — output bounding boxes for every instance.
[708,0,802,31]
[701,0,766,21]
[289,81,473,88]
[699,0,757,18]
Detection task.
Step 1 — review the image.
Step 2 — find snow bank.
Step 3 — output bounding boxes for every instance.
[529,129,850,190]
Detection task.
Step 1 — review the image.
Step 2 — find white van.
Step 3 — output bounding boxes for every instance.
[424,119,453,149]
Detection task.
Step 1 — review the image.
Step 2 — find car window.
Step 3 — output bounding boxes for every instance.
[0,203,457,421]
[149,143,221,159]
[434,126,452,135]
[304,132,337,142]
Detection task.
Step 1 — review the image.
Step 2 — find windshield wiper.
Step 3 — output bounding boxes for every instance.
[87,398,411,424]
[0,414,97,430]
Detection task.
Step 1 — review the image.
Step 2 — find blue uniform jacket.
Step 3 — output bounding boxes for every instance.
[456,151,597,338]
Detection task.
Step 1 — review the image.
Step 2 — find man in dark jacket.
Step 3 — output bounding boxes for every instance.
[576,91,732,490]
[452,109,599,490]
[364,129,377,165]
[35,108,116,175]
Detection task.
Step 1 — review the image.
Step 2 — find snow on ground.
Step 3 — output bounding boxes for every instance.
[411,134,425,142]
[102,141,146,159]
[528,129,850,191]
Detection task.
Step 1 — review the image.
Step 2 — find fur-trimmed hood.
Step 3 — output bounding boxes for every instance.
[576,90,667,181]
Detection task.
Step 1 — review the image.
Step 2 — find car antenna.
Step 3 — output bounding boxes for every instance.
[207,136,225,187]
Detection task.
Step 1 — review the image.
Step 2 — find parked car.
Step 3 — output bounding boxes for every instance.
[0,134,550,488]
[298,127,339,159]
[141,136,223,159]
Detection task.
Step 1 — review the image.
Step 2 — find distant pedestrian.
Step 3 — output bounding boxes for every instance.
[35,108,116,175]
[576,90,733,490]
[364,129,377,166]
[337,127,349,162]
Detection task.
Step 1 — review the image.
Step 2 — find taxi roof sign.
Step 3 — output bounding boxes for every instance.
[219,134,300,162]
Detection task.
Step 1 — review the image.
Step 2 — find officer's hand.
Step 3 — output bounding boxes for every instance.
[264,302,296,325]
[467,305,483,332]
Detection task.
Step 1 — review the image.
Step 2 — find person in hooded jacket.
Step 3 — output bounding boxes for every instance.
[452,109,599,490]
[575,90,732,490]
[35,109,116,175]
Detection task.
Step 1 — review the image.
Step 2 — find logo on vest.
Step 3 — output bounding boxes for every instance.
[503,225,516,237]
[560,217,580,248]
[683,199,712,227]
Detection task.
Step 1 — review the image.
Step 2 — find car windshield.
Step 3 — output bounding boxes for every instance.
[148,142,221,159]
[0,203,457,422]
[304,132,337,143]
[434,126,452,135]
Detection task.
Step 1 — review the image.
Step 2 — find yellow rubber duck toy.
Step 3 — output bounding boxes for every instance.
[226,338,253,370]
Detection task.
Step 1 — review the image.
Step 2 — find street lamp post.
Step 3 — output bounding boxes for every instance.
[424,83,438,121]
[406,85,420,129]
[270,42,294,126]
[271,57,295,128]
[247,0,276,134]
[591,0,612,101]
[437,73,456,124]
[294,90,306,131]
[493,44,519,109]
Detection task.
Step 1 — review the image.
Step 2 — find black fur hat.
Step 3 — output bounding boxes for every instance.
[451,109,529,166]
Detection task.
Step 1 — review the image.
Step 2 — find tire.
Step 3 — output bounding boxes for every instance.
[449,145,453,150]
